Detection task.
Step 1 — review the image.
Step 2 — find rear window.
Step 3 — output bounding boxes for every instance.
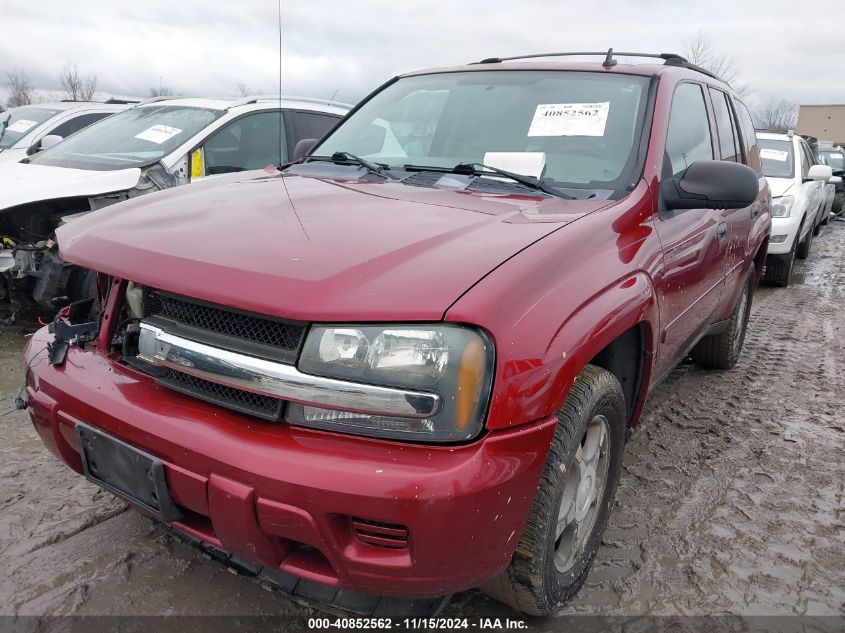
[759,138,795,179]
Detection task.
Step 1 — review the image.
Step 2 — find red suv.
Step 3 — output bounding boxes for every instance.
[25,51,770,616]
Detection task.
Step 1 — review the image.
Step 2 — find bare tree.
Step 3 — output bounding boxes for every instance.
[752,97,799,130]
[59,63,98,101]
[683,31,751,98]
[5,68,34,107]
[234,82,256,97]
[149,85,174,97]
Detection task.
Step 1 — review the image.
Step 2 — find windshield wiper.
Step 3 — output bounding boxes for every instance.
[304,151,398,180]
[451,162,572,199]
[402,162,571,199]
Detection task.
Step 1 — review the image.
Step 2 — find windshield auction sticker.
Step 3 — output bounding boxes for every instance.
[527,102,610,137]
[760,148,790,162]
[134,124,183,144]
[6,119,38,134]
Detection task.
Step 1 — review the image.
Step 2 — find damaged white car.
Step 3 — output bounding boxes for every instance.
[0,96,349,312]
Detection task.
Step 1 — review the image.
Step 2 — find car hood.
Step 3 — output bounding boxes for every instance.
[766,177,795,199]
[58,171,612,321]
[0,148,26,163]
[0,162,141,211]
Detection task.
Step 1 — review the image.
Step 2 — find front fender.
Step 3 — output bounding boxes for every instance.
[542,272,658,420]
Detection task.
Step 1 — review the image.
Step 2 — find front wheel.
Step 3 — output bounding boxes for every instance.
[691,264,754,369]
[481,365,626,616]
[797,221,814,259]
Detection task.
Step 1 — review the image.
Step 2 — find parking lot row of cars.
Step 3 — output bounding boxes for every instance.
[0,96,349,310]
[10,50,845,617]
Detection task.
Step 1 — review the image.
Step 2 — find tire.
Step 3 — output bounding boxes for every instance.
[763,235,797,287]
[481,365,626,616]
[833,191,844,215]
[821,209,830,226]
[690,264,754,370]
[797,220,813,259]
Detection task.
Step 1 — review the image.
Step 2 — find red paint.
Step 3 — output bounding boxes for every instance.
[30,62,769,598]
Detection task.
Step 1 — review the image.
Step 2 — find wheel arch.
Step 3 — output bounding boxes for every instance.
[541,272,658,431]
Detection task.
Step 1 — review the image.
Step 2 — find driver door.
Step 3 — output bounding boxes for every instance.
[653,82,728,378]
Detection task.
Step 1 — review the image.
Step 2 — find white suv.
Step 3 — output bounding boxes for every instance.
[758,130,832,286]
[0,101,130,162]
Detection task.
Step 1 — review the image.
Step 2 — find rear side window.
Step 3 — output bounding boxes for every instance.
[734,101,762,173]
[290,111,340,143]
[709,88,740,163]
[664,83,713,178]
[49,112,112,139]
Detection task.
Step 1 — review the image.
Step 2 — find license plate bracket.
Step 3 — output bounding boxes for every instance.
[76,423,182,522]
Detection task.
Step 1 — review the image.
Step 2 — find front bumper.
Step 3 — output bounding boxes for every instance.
[24,328,556,599]
[767,215,803,256]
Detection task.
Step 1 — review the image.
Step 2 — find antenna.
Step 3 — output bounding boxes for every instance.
[277,0,283,167]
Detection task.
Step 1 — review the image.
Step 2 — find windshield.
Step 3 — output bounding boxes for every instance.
[314,70,651,193]
[759,138,794,179]
[29,105,222,170]
[818,150,844,171]
[0,107,62,149]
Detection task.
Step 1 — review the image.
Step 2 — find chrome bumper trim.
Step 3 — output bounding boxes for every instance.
[137,323,440,419]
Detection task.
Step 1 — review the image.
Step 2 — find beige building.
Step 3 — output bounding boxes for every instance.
[797,105,845,145]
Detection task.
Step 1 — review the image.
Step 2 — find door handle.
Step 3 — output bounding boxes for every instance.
[716,223,728,242]
[751,202,760,219]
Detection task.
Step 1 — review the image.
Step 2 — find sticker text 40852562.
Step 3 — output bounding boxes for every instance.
[527,102,610,137]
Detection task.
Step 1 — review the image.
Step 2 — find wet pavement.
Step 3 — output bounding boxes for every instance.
[0,224,843,628]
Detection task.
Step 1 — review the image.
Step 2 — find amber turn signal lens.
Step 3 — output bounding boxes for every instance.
[455,338,485,430]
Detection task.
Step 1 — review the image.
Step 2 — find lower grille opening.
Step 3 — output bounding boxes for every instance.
[159,368,284,421]
[351,518,409,549]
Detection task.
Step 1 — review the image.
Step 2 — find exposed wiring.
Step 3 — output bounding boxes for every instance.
[4,345,47,415]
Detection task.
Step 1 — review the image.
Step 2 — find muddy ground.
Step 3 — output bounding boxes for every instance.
[0,224,843,631]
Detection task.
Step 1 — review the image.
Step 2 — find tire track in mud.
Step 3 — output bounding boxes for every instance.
[0,227,844,619]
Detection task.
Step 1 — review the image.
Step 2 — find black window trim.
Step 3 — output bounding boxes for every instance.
[731,98,763,174]
[707,86,741,164]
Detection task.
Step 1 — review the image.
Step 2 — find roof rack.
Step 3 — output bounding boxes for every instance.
[104,97,141,105]
[755,128,795,137]
[135,95,180,106]
[472,48,723,82]
[228,94,353,110]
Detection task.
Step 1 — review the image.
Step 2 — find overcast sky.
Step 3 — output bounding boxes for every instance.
[2,0,844,108]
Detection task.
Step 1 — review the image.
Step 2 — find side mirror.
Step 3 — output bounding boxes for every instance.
[190,148,205,179]
[661,160,759,212]
[293,138,318,161]
[39,135,63,151]
[807,164,833,183]
[829,176,842,185]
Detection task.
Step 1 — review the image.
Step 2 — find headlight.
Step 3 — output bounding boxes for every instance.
[290,324,494,442]
[771,195,794,217]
